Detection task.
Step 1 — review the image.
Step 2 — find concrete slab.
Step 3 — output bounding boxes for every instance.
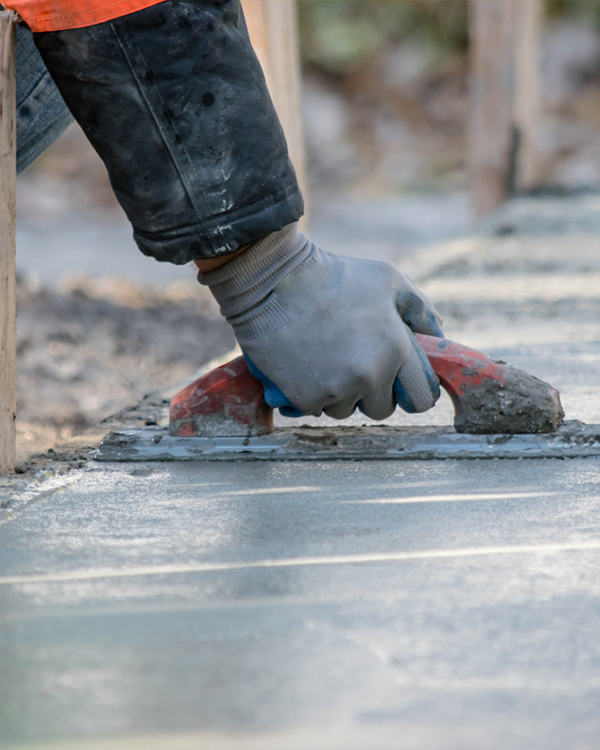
[5,194,600,750]
[1,459,600,749]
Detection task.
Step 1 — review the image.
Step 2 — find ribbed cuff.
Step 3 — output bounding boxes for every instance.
[199,223,314,320]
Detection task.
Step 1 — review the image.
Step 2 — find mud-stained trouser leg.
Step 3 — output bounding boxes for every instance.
[33,0,304,264]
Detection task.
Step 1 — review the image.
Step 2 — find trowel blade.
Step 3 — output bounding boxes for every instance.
[97,421,600,462]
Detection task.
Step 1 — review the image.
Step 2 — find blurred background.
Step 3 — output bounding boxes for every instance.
[14,0,600,461]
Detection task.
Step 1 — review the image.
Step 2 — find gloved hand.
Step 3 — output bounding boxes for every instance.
[200,223,444,420]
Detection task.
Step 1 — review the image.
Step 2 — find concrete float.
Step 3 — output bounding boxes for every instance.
[95,336,600,462]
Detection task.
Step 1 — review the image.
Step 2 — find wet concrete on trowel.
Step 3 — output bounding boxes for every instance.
[453,363,564,434]
[1,458,600,749]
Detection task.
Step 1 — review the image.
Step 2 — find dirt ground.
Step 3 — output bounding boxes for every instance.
[15,277,235,465]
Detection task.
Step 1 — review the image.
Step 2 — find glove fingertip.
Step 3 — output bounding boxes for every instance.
[394,337,441,414]
[427,311,445,339]
[393,380,418,414]
[412,336,441,400]
[396,291,444,337]
[414,306,444,339]
[279,404,305,418]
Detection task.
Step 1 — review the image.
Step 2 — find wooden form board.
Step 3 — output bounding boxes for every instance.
[0,11,16,475]
[468,0,542,217]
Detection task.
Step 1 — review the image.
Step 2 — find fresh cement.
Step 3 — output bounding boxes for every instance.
[453,364,564,434]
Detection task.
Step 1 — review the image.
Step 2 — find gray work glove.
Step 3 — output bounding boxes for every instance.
[200,223,443,420]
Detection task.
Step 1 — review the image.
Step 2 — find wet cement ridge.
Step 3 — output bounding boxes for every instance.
[0,475,80,525]
[96,421,600,461]
[2,540,600,587]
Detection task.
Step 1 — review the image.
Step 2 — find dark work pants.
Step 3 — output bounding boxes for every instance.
[33,0,304,263]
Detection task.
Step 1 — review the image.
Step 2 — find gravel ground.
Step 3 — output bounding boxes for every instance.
[15,278,235,464]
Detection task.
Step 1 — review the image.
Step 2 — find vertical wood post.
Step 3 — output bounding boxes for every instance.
[0,12,17,475]
[241,0,308,225]
[514,0,543,191]
[468,0,542,217]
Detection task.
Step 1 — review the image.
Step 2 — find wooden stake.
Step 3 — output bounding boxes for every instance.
[514,0,543,191]
[241,0,308,225]
[468,0,543,217]
[468,0,517,217]
[0,12,17,475]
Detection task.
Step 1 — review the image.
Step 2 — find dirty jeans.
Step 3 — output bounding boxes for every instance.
[20,0,304,263]
[16,23,73,173]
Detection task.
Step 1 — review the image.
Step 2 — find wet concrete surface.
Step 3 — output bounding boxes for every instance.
[5,194,600,748]
[1,458,600,749]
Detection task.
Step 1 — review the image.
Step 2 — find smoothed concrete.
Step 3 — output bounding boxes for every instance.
[1,459,600,749]
[6,194,600,749]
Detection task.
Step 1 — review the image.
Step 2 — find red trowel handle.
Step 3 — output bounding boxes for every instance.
[170,356,274,438]
[414,334,507,419]
[169,335,528,437]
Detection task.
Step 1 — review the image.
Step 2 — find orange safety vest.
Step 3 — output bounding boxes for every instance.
[2,0,164,32]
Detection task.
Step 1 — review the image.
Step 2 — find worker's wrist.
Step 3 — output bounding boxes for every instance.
[194,242,254,273]
[198,223,312,321]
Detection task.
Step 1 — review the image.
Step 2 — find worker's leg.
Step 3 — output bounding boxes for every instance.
[15,23,72,173]
[33,0,303,264]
